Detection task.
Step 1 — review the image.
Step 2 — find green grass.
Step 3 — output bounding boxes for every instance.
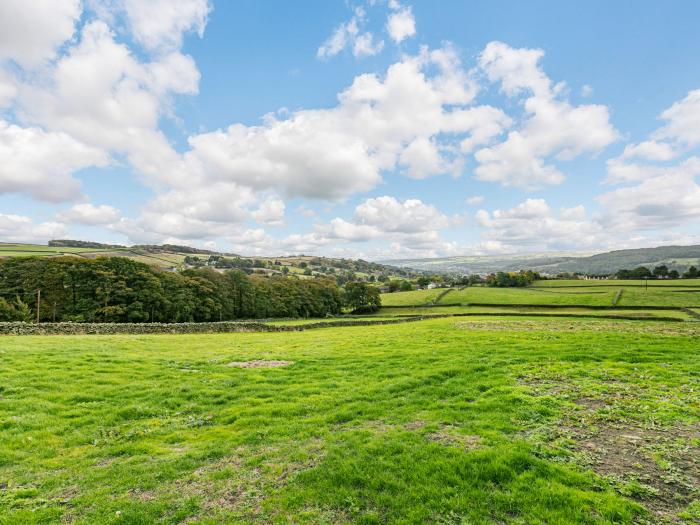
[1,318,698,524]
[533,279,700,288]
[375,305,694,320]
[439,287,617,306]
[0,244,117,257]
[617,288,700,307]
[266,317,400,326]
[380,288,443,306]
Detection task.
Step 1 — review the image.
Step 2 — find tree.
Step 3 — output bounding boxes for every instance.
[344,282,381,313]
[416,276,431,287]
[652,265,669,278]
[400,280,413,291]
[682,266,699,279]
[668,270,680,279]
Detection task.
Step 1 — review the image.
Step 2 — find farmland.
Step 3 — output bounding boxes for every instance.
[2,280,700,524]
[2,316,699,524]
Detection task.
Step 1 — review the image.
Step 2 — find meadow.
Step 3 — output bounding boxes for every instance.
[2,282,700,524]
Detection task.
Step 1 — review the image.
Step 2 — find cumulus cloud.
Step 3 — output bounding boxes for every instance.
[0,119,108,202]
[317,7,383,59]
[181,45,492,205]
[466,195,484,205]
[474,42,618,189]
[0,214,67,243]
[386,6,416,43]
[251,196,286,226]
[476,198,603,249]
[354,196,449,233]
[0,0,82,67]
[598,157,700,231]
[121,0,210,52]
[654,89,700,147]
[600,90,700,235]
[57,203,121,225]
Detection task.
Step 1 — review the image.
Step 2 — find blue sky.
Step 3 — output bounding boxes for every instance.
[1,0,700,258]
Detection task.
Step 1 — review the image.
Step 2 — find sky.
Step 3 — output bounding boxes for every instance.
[1,0,700,260]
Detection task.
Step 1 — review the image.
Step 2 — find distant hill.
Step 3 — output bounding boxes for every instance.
[385,245,700,275]
[1,240,418,281]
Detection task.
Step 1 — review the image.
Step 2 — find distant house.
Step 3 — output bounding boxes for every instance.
[426,282,439,289]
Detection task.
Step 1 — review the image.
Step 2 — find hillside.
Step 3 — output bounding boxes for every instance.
[0,241,416,282]
[385,244,700,275]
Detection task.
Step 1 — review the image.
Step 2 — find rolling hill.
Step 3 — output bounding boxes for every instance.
[384,244,700,275]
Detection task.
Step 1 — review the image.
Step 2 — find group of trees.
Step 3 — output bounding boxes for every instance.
[615,265,698,279]
[485,270,541,288]
[0,257,382,323]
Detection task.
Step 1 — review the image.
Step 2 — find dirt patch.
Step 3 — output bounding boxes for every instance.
[404,420,428,431]
[567,420,700,523]
[428,426,482,450]
[520,373,700,523]
[455,319,700,336]
[227,360,292,368]
[128,488,156,502]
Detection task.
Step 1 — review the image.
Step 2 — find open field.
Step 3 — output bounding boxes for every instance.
[374,306,696,321]
[532,279,700,288]
[0,244,118,257]
[438,287,618,306]
[380,288,444,306]
[1,317,699,524]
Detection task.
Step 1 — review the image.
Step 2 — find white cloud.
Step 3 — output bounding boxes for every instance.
[386,6,416,43]
[354,196,449,233]
[475,42,618,189]
[0,214,67,243]
[0,0,82,67]
[0,119,108,202]
[466,195,484,205]
[57,203,121,225]
[598,157,700,230]
[327,218,382,241]
[183,45,486,203]
[619,140,676,161]
[317,7,383,59]
[353,32,384,58]
[121,0,210,52]
[252,196,286,226]
[581,84,593,97]
[655,89,700,147]
[476,198,603,249]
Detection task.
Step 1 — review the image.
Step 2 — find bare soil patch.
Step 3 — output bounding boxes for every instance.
[428,425,482,450]
[227,360,292,368]
[520,372,700,523]
[455,319,700,336]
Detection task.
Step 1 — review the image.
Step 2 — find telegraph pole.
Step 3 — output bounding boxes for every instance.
[36,289,41,323]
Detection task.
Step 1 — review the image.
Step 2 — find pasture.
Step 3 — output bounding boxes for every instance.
[2,311,699,524]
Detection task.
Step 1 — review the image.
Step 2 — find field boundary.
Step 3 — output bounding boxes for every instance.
[384,302,698,310]
[0,317,439,336]
[429,288,455,304]
[2,309,692,336]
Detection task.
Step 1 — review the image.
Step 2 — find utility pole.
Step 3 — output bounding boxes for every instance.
[36,289,41,323]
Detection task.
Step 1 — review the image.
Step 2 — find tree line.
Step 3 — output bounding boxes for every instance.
[615,265,698,279]
[0,257,380,323]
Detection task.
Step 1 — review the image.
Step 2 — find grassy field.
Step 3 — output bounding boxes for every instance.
[375,306,695,321]
[380,285,700,309]
[379,288,444,306]
[0,244,117,257]
[1,318,699,524]
[532,279,700,288]
[437,287,617,306]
